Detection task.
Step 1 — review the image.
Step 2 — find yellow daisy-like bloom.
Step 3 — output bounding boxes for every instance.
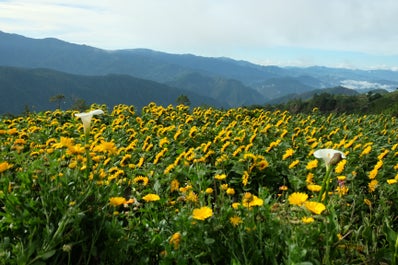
[335,159,346,174]
[282,148,294,160]
[0,161,12,173]
[368,180,378,192]
[142,194,160,202]
[387,179,397,184]
[288,160,300,169]
[304,201,326,215]
[377,150,389,160]
[159,137,170,148]
[307,184,322,192]
[226,188,235,195]
[66,144,85,155]
[306,159,318,170]
[109,197,127,206]
[53,137,74,149]
[230,215,243,227]
[186,191,198,202]
[221,184,229,190]
[302,216,315,224]
[133,176,149,186]
[192,206,213,221]
[242,171,249,186]
[242,193,263,208]
[214,173,227,180]
[279,185,288,191]
[256,159,269,170]
[368,169,378,179]
[232,202,240,209]
[374,160,383,170]
[94,141,118,155]
[336,186,349,196]
[360,145,372,157]
[364,198,372,207]
[169,232,181,250]
[170,179,180,192]
[205,187,213,194]
[288,192,308,206]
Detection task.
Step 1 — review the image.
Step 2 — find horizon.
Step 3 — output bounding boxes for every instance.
[1,1,398,71]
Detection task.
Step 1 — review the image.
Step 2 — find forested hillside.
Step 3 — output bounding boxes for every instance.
[0,67,223,114]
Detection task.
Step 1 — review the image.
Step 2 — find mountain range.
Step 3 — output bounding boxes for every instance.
[1,30,398,114]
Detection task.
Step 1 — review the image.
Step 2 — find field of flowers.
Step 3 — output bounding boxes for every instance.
[0,103,397,264]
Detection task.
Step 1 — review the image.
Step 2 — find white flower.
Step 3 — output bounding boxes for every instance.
[313,149,346,167]
[75,109,104,135]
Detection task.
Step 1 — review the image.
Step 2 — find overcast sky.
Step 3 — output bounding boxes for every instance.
[1,0,398,70]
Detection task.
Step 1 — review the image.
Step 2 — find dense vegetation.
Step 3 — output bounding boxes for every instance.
[0,67,223,114]
[0,103,397,264]
[263,90,398,116]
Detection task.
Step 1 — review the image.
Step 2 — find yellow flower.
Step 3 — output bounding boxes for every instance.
[186,191,198,202]
[205,187,213,194]
[242,193,264,208]
[288,160,300,169]
[377,150,389,160]
[306,159,318,170]
[334,160,346,174]
[192,206,213,221]
[282,148,294,160]
[368,169,378,180]
[336,185,349,196]
[242,171,249,186]
[93,141,118,155]
[66,144,85,155]
[279,185,288,191]
[364,198,372,207]
[53,137,74,149]
[307,184,322,192]
[133,176,149,186]
[0,161,12,173]
[169,232,181,250]
[231,202,240,209]
[256,159,269,170]
[230,216,243,227]
[387,179,397,184]
[170,179,180,192]
[221,184,229,190]
[304,201,326,215]
[214,173,227,180]
[159,137,170,148]
[360,145,372,157]
[374,160,383,170]
[142,194,160,202]
[226,188,235,195]
[109,197,127,206]
[302,216,315,224]
[368,180,378,192]
[288,192,308,206]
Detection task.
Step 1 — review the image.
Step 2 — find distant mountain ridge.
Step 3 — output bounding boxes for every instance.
[1,30,398,112]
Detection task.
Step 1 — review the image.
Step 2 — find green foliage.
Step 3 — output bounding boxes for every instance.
[267,90,398,115]
[0,104,397,264]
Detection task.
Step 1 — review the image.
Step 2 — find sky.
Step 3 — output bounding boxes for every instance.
[1,0,398,70]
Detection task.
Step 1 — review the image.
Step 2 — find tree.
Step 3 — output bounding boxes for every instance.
[71,98,89,112]
[176,94,191,106]
[49,94,65,109]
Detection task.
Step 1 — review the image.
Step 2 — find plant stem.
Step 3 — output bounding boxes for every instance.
[318,165,332,202]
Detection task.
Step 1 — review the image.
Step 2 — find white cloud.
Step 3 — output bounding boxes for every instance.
[0,0,398,68]
[341,80,394,91]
